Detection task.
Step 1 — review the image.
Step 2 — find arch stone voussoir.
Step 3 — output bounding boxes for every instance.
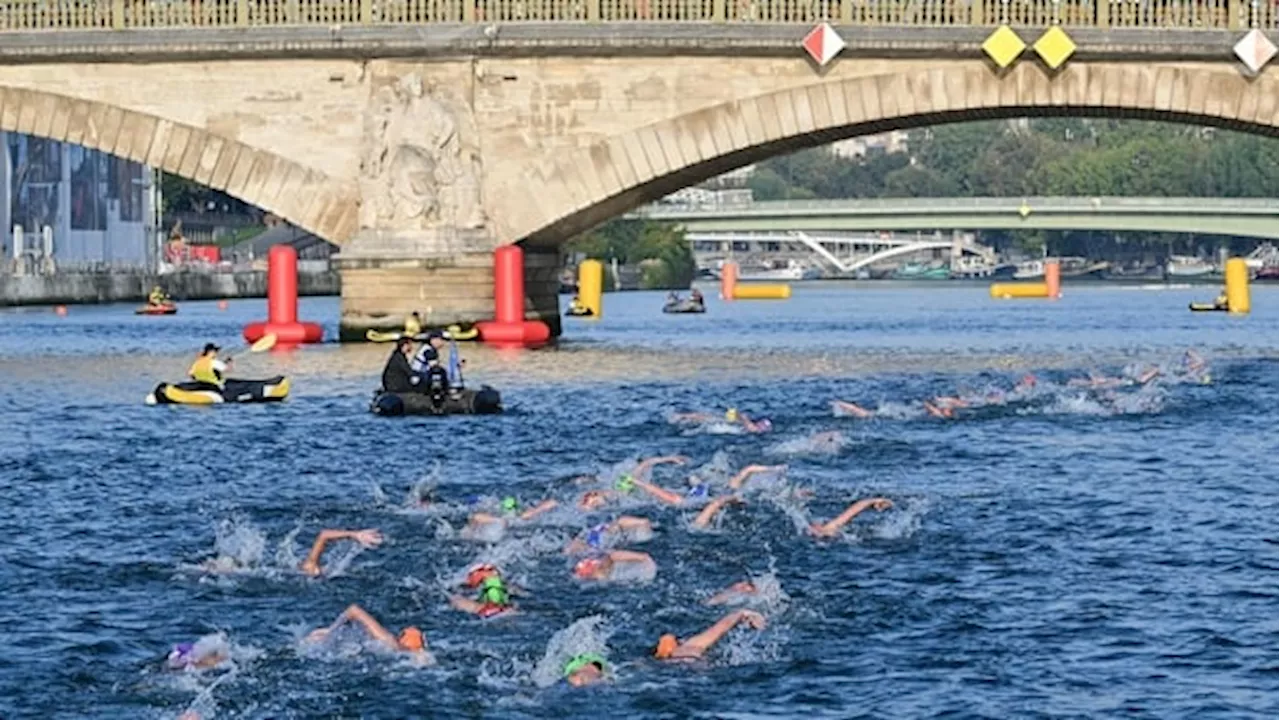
[0,86,357,244]
[509,62,1278,246]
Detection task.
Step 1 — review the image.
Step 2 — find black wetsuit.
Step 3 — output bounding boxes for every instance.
[381,349,416,393]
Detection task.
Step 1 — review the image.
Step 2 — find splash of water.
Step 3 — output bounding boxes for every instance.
[530,615,613,688]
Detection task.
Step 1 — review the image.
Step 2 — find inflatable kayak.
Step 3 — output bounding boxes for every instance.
[371,386,502,416]
[365,325,479,342]
[136,303,178,315]
[1189,303,1229,312]
[145,376,291,405]
[662,300,706,314]
[565,307,595,317]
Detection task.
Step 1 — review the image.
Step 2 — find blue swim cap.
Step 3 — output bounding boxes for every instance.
[585,523,607,548]
[687,484,708,498]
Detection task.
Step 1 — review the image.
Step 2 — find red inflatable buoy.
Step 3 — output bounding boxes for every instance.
[475,245,550,348]
[243,245,322,344]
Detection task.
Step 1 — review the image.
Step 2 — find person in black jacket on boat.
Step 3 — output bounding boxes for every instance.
[381,337,417,393]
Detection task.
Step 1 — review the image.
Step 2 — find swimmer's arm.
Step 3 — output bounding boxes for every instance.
[632,478,684,506]
[635,455,689,473]
[340,604,401,651]
[518,499,558,521]
[810,498,893,537]
[448,595,485,614]
[692,496,742,528]
[727,464,786,490]
[679,610,766,656]
[705,581,757,606]
[608,550,653,564]
[300,529,382,576]
[614,516,650,531]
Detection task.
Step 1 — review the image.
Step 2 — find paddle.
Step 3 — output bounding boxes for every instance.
[227,333,278,361]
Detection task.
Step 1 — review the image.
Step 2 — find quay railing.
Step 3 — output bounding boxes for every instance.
[0,0,1274,31]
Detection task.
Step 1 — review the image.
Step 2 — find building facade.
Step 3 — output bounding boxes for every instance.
[1,131,155,270]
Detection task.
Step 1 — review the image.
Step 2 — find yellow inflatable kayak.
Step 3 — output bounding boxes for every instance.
[365,325,479,342]
[145,376,291,405]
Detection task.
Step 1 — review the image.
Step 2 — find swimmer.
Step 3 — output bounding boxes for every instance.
[691,495,745,529]
[463,497,559,540]
[563,652,609,687]
[1068,370,1126,389]
[1014,373,1038,393]
[449,565,517,618]
[573,549,657,583]
[299,528,383,577]
[922,400,954,419]
[1132,365,1161,385]
[1183,349,1206,374]
[564,516,653,554]
[653,609,767,661]
[736,412,773,434]
[832,400,875,418]
[809,497,893,538]
[705,580,759,606]
[304,604,431,664]
[726,464,787,491]
[164,635,229,671]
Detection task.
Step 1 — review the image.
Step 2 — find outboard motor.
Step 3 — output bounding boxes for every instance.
[426,366,449,413]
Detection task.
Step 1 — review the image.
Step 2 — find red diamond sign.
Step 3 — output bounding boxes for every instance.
[802,23,845,67]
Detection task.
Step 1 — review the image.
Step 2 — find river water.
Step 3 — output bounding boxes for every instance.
[0,283,1276,719]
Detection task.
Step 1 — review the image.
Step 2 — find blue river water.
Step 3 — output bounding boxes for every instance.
[0,282,1276,719]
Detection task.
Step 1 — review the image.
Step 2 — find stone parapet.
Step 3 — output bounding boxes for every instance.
[0,25,1270,64]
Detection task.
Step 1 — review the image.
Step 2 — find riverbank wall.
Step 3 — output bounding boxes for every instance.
[0,270,339,306]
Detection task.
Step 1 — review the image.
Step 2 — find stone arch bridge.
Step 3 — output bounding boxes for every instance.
[0,1,1274,337]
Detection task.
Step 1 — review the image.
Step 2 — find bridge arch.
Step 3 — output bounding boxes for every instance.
[505,61,1279,247]
[0,85,359,242]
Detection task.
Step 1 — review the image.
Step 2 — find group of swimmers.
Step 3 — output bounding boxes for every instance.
[829,350,1209,420]
[166,448,897,696]
[164,350,1213,713]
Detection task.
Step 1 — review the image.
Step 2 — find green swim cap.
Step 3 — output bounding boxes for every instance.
[501,496,518,513]
[615,474,635,493]
[563,652,606,678]
[479,575,508,605]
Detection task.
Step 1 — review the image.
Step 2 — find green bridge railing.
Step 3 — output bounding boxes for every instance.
[0,0,1274,31]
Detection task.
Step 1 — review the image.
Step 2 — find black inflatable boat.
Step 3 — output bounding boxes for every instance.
[146,376,291,405]
[371,386,503,416]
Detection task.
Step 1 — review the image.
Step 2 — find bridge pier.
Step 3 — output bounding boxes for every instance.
[334,241,562,342]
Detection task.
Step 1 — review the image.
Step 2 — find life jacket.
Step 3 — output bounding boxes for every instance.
[188,354,223,387]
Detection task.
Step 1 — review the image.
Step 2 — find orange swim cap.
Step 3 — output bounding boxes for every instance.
[466,564,498,588]
[398,626,425,652]
[574,557,605,579]
[654,634,678,659]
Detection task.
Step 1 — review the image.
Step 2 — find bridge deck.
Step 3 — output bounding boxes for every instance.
[0,0,1274,32]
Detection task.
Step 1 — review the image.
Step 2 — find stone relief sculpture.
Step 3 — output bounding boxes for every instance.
[358,72,486,236]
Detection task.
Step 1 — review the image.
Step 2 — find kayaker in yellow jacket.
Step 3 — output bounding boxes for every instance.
[188,343,230,389]
[404,311,422,337]
[148,286,170,306]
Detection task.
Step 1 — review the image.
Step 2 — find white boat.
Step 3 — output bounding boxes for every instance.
[951,255,999,279]
[737,260,822,281]
[1013,259,1044,280]
[1166,255,1215,278]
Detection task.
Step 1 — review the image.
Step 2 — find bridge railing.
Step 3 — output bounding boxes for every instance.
[637,196,1280,216]
[0,0,1273,30]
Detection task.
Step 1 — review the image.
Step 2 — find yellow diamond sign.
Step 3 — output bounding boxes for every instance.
[982,26,1026,69]
[1034,26,1077,70]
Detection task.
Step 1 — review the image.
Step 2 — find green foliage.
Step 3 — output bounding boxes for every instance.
[566,218,695,290]
[750,119,1276,249]
[161,173,254,215]
[757,120,1276,200]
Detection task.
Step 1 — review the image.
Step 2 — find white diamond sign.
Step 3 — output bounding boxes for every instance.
[802,23,845,67]
[1234,29,1277,74]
